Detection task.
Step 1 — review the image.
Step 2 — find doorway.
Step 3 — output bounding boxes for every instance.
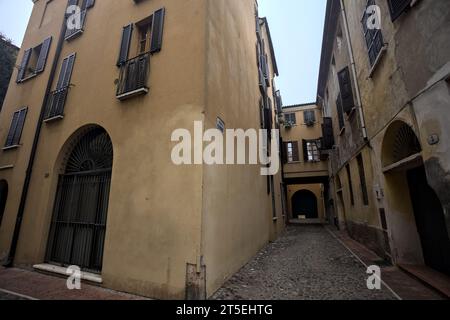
[46,128,113,273]
[407,166,450,275]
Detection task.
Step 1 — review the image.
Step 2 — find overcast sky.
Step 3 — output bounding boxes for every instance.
[0,0,326,105]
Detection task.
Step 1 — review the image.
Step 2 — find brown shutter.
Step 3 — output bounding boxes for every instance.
[338,67,355,114]
[321,117,335,150]
[302,140,308,162]
[150,8,165,54]
[117,24,133,66]
[292,141,300,162]
[35,37,52,73]
[388,0,412,21]
[275,90,283,114]
[16,48,32,83]
[282,142,288,164]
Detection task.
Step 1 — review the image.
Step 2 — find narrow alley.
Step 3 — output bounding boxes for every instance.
[212,226,437,300]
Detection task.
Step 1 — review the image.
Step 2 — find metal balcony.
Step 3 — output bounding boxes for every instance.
[116,52,150,101]
[44,87,69,122]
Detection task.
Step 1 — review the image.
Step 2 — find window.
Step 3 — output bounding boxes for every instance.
[346,164,355,206]
[303,139,321,163]
[304,110,316,126]
[337,66,355,114]
[321,117,335,150]
[284,113,296,125]
[116,8,165,100]
[44,53,76,121]
[285,141,299,163]
[387,0,412,21]
[4,108,28,149]
[362,0,385,66]
[357,154,369,206]
[16,37,52,83]
[336,94,345,131]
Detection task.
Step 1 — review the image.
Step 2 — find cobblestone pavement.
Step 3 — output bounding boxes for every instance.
[212,225,397,300]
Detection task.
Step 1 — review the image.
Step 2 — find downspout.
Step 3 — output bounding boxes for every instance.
[339,0,368,140]
[4,3,68,267]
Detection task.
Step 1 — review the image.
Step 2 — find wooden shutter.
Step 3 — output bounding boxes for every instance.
[302,140,308,162]
[85,0,95,9]
[275,90,282,114]
[321,117,335,150]
[282,142,288,164]
[388,0,412,21]
[13,108,27,146]
[57,53,76,89]
[16,49,32,83]
[336,94,345,130]
[35,37,52,73]
[338,67,355,114]
[292,141,300,162]
[5,108,27,147]
[5,111,20,147]
[66,0,78,17]
[117,24,133,66]
[150,8,165,54]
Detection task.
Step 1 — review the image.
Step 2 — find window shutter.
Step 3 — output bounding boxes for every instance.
[150,8,165,54]
[388,0,412,21]
[117,24,133,66]
[5,111,20,147]
[292,141,300,162]
[66,0,78,17]
[13,108,28,146]
[16,49,32,83]
[35,37,52,73]
[85,0,95,9]
[338,66,355,113]
[321,117,335,150]
[57,53,76,89]
[336,94,345,130]
[62,54,76,88]
[275,90,283,114]
[302,140,308,162]
[282,142,288,164]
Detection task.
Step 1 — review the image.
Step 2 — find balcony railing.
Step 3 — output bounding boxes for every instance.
[116,52,150,100]
[44,87,69,121]
[65,10,87,41]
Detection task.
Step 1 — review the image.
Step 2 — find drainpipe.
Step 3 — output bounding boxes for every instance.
[339,0,368,140]
[4,3,68,267]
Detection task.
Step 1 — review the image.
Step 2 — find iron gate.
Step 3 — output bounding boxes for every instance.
[46,170,111,273]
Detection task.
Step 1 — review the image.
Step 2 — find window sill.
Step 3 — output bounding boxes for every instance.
[116,87,149,101]
[18,73,38,84]
[0,165,14,171]
[368,45,388,78]
[346,107,357,120]
[339,127,346,136]
[44,115,64,123]
[2,145,20,151]
[33,263,103,284]
[273,217,278,222]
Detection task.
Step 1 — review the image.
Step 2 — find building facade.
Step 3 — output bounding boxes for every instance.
[318,0,450,275]
[0,0,284,299]
[280,103,329,223]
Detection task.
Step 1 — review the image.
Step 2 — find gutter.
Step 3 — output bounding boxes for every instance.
[339,0,368,140]
[4,2,68,267]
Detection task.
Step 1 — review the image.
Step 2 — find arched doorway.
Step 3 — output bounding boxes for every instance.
[0,180,8,227]
[382,121,450,275]
[291,190,318,219]
[46,127,113,273]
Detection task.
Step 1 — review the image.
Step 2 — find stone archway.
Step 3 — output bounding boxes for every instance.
[291,190,319,219]
[45,126,113,273]
[382,121,450,275]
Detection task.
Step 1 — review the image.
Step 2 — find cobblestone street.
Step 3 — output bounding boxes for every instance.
[212,225,397,300]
